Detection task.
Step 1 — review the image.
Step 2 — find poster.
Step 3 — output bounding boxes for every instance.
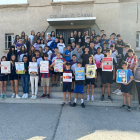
[54,59,63,72]
[116,69,127,83]
[63,73,72,82]
[86,65,96,78]
[75,67,85,80]
[40,61,49,73]
[29,62,38,76]
[1,61,10,73]
[15,62,25,74]
[102,57,113,71]
[134,67,140,82]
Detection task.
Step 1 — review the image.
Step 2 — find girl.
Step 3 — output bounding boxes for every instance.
[29,30,35,45]
[24,35,31,53]
[76,32,82,47]
[68,32,75,44]
[91,30,96,41]
[86,55,97,101]
[21,31,25,42]
[34,38,41,50]
[0,56,8,99]
[40,31,45,41]
[13,35,19,46]
[28,46,35,62]
[43,46,52,61]
[39,46,44,58]
[51,31,55,41]
[60,34,65,44]
[33,32,40,45]
[40,39,45,50]
[10,55,21,98]
[29,56,39,99]
[56,33,60,40]
[83,30,90,45]
[17,45,27,62]
[90,35,94,42]
[7,45,17,61]
[21,55,29,99]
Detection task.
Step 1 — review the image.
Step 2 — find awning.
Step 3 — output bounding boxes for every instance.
[47,17,96,26]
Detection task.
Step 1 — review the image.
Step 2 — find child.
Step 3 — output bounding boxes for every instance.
[7,45,17,61]
[40,54,52,98]
[57,38,65,55]
[123,44,131,61]
[29,56,39,99]
[35,50,43,65]
[70,54,77,92]
[10,55,21,98]
[63,45,71,62]
[0,56,8,99]
[61,62,73,106]
[100,34,109,50]
[120,61,133,111]
[43,46,52,61]
[21,55,29,99]
[94,47,104,87]
[81,47,90,67]
[108,34,116,49]
[86,55,97,101]
[28,46,35,62]
[71,42,76,51]
[51,47,62,62]
[71,62,85,108]
[102,43,108,54]
[40,39,45,50]
[17,45,27,62]
[94,35,100,49]
[100,49,116,101]
[34,38,41,50]
[39,46,44,58]
[89,42,97,55]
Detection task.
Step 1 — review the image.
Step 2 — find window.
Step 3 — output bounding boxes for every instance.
[136,32,140,48]
[53,0,87,2]
[0,0,27,5]
[5,34,14,50]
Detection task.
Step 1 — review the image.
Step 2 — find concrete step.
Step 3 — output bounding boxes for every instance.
[0,97,138,107]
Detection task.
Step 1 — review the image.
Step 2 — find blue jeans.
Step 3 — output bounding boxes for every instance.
[21,75,29,94]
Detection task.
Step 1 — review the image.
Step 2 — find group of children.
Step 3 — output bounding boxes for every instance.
[0,30,139,111]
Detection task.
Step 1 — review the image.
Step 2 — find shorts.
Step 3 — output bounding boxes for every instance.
[51,70,57,75]
[121,83,131,93]
[0,75,8,81]
[41,78,50,86]
[9,74,18,80]
[86,78,95,85]
[63,83,72,92]
[96,68,102,76]
[74,85,84,94]
[72,77,75,82]
[102,74,113,84]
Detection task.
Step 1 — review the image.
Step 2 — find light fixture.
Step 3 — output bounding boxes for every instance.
[70,22,74,25]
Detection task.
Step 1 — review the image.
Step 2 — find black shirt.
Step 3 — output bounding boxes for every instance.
[89,47,97,55]
[81,53,90,67]
[116,40,125,51]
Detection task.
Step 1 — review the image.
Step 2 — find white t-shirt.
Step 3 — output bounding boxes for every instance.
[40,44,45,50]
[111,50,118,63]
[94,54,104,68]
[57,43,65,54]
[28,35,34,45]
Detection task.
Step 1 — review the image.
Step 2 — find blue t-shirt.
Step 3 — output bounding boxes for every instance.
[64,50,71,61]
[126,69,133,83]
[100,39,109,49]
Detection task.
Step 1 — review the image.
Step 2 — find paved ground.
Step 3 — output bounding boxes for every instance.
[0,104,140,140]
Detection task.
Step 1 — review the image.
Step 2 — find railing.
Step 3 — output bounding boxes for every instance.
[0,0,27,5]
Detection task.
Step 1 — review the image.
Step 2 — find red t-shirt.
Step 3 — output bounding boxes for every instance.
[126,56,137,71]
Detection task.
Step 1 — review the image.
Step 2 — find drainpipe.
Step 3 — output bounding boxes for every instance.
[136,2,138,23]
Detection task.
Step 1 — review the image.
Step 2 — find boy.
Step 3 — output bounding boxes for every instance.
[102,43,108,54]
[100,30,105,39]
[70,54,77,92]
[100,49,116,101]
[71,62,85,108]
[50,37,59,52]
[89,42,97,55]
[43,46,52,61]
[72,43,83,61]
[51,47,62,62]
[94,35,100,49]
[40,54,52,99]
[81,47,90,67]
[123,44,131,61]
[83,37,90,53]
[63,45,71,62]
[61,62,73,106]
[120,61,133,111]
[108,34,116,49]
[110,44,118,64]
[71,42,76,51]
[57,38,65,55]
[100,34,109,50]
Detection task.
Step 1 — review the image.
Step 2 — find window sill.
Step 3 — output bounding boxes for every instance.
[51,0,95,5]
[135,47,140,52]
[0,3,29,8]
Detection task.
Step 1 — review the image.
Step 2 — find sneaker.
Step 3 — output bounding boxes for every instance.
[33,96,37,100]
[120,105,127,109]
[128,106,132,111]
[112,89,119,94]
[25,93,28,99]
[101,95,104,101]
[108,96,113,101]
[47,94,50,99]
[81,103,85,108]
[61,102,66,107]
[116,91,123,95]
[1,94,4,99]
[68,102,72,106]
[87,97,90,101]
[4,94,7,99]
[91,96,94,101]
[40,94,46,98]
[11,93,15,98]
[31,95,34,99]
[71,89,74,92]
[71,102,76,107]
[136,105,140,110]
[16,94,21,99]
[51,84,54,87]
[55,84,58,87]
[22,94,26,99]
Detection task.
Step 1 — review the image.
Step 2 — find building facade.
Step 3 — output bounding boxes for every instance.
[0,0,140,56]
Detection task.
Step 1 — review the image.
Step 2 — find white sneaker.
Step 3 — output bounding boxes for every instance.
[116,91,123,95]
[112,89,119,94]
[16,94,21,99]
[87,97,90,101]
[22,94,26,99]
[30,95,34,99]
[11,93,15,98]
[25,93,28,99]
[91,96,94,101]
[33,95,37,100]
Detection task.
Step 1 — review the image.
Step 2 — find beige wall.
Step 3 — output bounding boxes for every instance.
[0,0,140,57]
